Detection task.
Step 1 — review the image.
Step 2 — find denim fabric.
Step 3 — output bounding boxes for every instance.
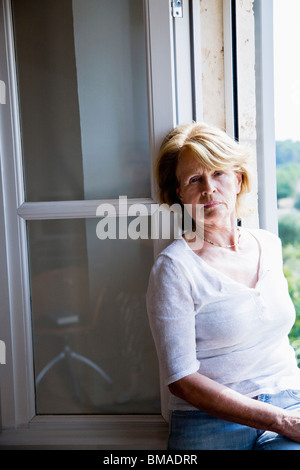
[167,390,300,450]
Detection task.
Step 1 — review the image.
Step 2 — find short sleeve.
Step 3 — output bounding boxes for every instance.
[146,255,200,385]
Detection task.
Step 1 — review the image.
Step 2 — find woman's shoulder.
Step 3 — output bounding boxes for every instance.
[158,237,188,256]
[155,237,195,266]
[244,227,282,262]
[147,238,195,297]
[150,237,194,278]
[244,227,281,245]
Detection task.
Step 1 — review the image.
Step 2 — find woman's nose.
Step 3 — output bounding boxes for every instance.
[201,177,216,195]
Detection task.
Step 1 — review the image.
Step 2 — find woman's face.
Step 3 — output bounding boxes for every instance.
[176,149,242,226]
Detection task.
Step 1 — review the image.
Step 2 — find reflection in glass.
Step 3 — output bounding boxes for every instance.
[28,218,160,414]
[12,0,150,201]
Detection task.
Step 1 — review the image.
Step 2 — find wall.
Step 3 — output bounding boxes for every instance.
[200,0,226,130]
[200,0,259,228]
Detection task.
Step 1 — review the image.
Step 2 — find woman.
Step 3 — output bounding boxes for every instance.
[146,122,300,450]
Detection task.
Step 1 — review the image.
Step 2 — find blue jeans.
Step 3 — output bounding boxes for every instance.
[167,389,300,450]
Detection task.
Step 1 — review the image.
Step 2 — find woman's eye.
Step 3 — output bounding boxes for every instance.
[215,171,223,176]
[190,176,199,184]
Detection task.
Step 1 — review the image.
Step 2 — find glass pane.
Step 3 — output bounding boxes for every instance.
[12,0,150,201]
[274,0,300,363]
[28,218,160,414]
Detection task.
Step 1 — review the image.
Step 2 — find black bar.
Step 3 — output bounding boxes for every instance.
[231,0,239,142]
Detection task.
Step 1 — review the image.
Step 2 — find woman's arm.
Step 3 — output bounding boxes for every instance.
[169,372,300,442]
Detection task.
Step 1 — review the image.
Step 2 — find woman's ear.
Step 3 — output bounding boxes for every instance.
[235,172,243,194]
[176,186,183,201]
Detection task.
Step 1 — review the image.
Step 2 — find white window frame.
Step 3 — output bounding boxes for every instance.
[0,0,203,448]
[254,0,278,234]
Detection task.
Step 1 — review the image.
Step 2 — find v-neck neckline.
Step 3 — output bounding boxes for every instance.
[181,227,264,291]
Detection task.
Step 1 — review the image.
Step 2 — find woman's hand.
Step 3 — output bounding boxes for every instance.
[275,410,300,443]
[168,372,300,442]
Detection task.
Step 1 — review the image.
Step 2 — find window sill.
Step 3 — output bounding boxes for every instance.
[0,415,168,450]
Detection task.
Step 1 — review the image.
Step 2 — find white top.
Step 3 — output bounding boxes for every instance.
[146,228,300,410]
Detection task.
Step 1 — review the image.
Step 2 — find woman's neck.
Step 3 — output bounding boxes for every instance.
[195,216,240,250]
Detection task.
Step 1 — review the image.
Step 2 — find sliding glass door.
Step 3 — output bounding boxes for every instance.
[0,0,200,436]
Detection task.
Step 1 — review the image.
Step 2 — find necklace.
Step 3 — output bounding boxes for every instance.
[196,227,241,248]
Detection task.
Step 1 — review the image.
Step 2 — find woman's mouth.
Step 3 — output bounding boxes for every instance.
[204,201,221,208]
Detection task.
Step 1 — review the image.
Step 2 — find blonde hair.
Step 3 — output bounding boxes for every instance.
[155,122,253,218]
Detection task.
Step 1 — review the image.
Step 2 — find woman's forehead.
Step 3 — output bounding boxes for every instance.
[176,149,215,177]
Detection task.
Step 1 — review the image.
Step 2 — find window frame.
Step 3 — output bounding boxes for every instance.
[0,0,201,447]
[223,0,239,140]
[254,0,278,234]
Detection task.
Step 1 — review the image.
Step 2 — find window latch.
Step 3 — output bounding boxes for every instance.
[172,0,183,18]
